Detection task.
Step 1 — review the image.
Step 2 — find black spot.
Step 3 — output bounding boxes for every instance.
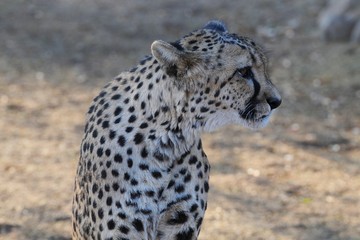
[96,109,103,117]
[167,211,188,225]
[179,168,187,175]
[92,183,98,193]
[124,173,130,181]
[204,164,210,173]
[145,190,155,197]
[98,208,104,219]
[97,148,103,157]
[127,158,133,168]
[161,106,169,112]
[220,81,227,89]
[175,228,194,240]
[189,156,198,164]
[188,39,197,44]
[106,196,113,206]
[200,107,209,113]
[151,171,162,179]
[101,170,107,179]
[201,199,205,209]
[140,209,152,215]
[175,185,185,193]
[137,82,143,89]
[167,180,175,189]
[106,160,111,168]
[111,169,119,177]
[118,135,126,147]
[112,182,119,191]
[111,94,121,100]
[140,67,146,73]
[132,219,144,232]
[124,86,131,92]
[92,129,98,138]
[119,225,130,234]
[130,190,141,199]
[114,117,121,124]
[190,204,198,212]
[118,212,126,219]
[157,187,164,198]
[141,101,146,109]
[128,115,137,123]
[177,115,183,123]
[139,164,149,170]
[141,147,148,158]
[130,179,138,186]
[108,130,116,140]
[139,122,148,129]
[98,189,103,199]
[146,73,153,79]
[204,181,209,192]
[148,135,156,141]
[105,149,111,157]
[128,106,135,113]
[91,210,96,222]
[125,127,133,133]
[88,105,95,114]
[184,174,192,183]
[114,107,122,116]
[133,133,144,145]
[114,154,123,163]
[153,151,167,162]
[127,148,132,155]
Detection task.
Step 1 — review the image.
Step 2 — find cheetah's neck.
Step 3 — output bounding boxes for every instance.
[114,56,202,164]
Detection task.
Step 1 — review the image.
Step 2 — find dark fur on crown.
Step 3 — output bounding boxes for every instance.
[203,20,228,33]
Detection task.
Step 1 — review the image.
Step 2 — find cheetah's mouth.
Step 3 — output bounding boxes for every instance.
[239,105,272,129]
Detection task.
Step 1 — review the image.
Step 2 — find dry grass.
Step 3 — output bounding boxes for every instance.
[1,0,360,239]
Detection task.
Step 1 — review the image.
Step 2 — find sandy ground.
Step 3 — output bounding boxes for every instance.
[0,0,360,239]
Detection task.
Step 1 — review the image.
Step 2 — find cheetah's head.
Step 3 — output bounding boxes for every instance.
[151,20,281,131]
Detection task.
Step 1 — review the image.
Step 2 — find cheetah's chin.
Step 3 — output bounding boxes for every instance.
[243,114,271,130]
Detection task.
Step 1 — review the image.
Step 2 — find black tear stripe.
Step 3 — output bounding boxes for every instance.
[241,78,261,120]
[251,78,261,100]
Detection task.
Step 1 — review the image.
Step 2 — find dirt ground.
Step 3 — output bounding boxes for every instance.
[0,0,360,239]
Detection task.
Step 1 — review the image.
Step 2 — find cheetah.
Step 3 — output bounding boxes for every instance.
[72,20,281,240]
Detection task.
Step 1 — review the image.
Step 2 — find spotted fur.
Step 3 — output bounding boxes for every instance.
[72,20,281,240]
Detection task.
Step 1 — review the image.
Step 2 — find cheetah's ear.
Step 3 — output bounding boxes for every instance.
[151,40,192,78]
[151,40,203,85]
[151,40,182,67]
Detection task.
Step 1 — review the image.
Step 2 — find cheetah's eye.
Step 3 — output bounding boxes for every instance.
[236,66,253,79]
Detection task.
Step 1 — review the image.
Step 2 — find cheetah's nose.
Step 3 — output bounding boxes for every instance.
[267,97,282,110]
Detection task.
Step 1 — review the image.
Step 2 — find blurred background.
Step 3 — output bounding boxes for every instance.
[0,0,359,239]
